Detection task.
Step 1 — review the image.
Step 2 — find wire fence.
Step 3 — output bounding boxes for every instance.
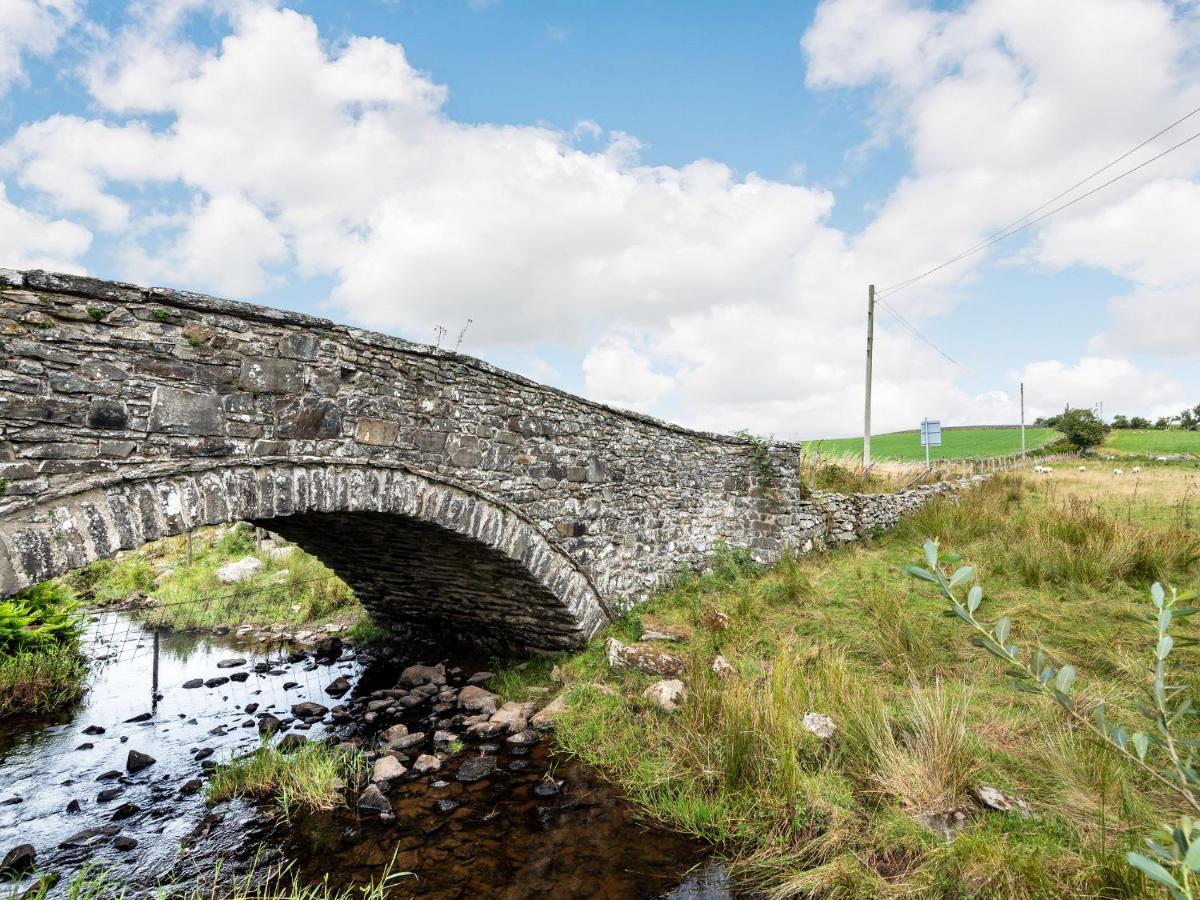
[78,572,348,670]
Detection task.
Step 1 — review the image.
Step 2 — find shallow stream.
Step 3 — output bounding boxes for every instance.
[0,614,736,899]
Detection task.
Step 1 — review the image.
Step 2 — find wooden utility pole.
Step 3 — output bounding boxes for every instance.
[1020,381,1026,458]
[864,284,876,468]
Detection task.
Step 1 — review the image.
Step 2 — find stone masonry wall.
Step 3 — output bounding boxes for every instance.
[0,269,968,649]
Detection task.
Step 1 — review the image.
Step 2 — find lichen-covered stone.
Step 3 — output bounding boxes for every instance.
[606,638,686,677]
[642,679,686,712]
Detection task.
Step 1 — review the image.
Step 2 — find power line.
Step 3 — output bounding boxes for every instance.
[876,296,973,374]
[877,106,1200,300]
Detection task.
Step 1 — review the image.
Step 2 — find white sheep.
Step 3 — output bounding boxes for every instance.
[1113,468,1125,476]
[1078,465,1086,473]
[1132,466,1142,474]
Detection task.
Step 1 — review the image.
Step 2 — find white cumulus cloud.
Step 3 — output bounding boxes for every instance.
[0,0,1196,438]
[0,0,81,96]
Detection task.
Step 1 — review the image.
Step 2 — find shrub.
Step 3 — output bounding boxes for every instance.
[905,539,1200,896]
[1059,409,1108,450]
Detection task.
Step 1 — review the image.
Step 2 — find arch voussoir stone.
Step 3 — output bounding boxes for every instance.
[0,461,610,651]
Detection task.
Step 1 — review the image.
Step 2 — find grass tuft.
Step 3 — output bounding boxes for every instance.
[0,645,88,718]
[207,740,364,819]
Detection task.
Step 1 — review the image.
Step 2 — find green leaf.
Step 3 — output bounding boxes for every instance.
[1160,607,1173,634]
[979,640,1014,663]
[1132,732,1150,760]
[1158,635,1175,661]
[904,565,939,584]
[923,540,939,571]
[1170,699,1194,725]
[1152,583,1166,608]
[1054,665,1076,694]
[1112,725,1129,749]
[967,585,983,614]
[1183,836,1200,871]
[950,566,976,589]
[939,552,963,563]
[993,616,1011,645]
[1125,853,1182,891]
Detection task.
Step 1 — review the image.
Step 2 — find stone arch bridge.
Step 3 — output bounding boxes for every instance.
[0,270,953,651]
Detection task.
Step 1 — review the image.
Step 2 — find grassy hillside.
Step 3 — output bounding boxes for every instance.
[499,466,1200,897]
[1105,428,1200,455]
[69,524,362,631]
[805,426,1059,462]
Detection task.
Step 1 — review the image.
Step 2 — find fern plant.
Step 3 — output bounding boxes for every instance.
[0,581,82,653]
[905,538,1200,896]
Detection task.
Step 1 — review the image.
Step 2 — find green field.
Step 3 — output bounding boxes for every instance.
[1104,428,1200,455]
[804,426,1059,462]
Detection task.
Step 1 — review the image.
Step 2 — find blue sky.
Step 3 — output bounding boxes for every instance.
[2,0,1198,438]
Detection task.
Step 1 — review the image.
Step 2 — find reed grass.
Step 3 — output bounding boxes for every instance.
[11,857,411,900]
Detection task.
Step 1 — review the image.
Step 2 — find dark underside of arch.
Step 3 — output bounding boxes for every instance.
[259,511,590,653]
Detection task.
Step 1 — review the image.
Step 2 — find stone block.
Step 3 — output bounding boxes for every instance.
[86,399,128,431]
[449,447,481,467]
[148,386,224,436]
[354,418,399,447]
[279,333,319,361]
[49,372,99,394]
[413,431,448,453]
[275,397,341,439]
[239,357,304,393]
[98,440,136,458]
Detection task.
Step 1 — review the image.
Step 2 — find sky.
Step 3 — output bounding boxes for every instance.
[1,0,1198,439]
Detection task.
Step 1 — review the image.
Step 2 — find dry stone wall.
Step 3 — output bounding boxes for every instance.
[0,269,968,650]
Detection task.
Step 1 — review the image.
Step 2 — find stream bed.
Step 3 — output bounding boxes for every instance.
[0,614,737,899]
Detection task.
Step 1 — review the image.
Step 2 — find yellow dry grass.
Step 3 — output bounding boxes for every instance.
[1028,461,1200,529]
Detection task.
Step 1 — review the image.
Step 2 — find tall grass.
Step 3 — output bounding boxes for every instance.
[901,474,1200,588]
[798,448,918,494]
[0,645,88,718]
[512,473,1200,897]
[0,579,87,719]
[12,857,411,900]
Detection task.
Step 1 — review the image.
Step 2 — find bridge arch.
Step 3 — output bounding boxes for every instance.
[0,460,611,651]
